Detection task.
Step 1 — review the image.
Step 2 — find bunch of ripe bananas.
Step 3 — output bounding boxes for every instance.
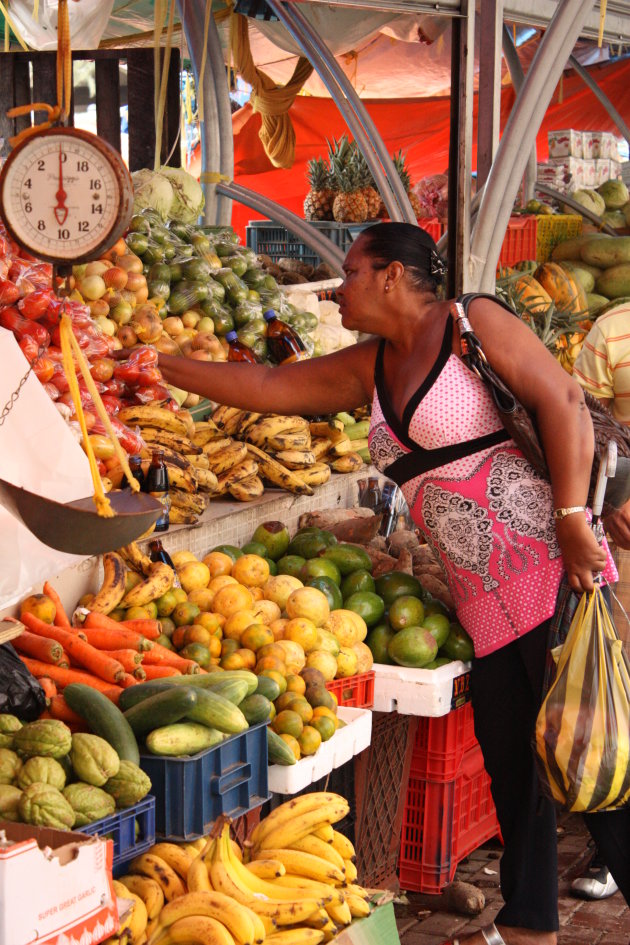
[209,407,365,500]
[112,792,370,945]
[109,404,219,524]
[85,548,174,615]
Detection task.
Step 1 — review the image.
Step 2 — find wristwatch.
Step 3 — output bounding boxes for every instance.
[553,506,587,521]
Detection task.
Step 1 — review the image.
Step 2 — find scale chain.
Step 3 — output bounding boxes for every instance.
[0,339,49,427]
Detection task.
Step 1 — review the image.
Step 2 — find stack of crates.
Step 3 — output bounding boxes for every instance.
[397,702,500,893]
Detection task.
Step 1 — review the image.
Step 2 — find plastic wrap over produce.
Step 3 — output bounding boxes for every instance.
[7,0,114,50]
[0,330,93,608]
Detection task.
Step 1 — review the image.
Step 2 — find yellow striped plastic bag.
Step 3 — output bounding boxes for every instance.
[535,584,630,812]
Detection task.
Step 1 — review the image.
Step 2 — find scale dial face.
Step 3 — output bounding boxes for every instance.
[0,127,134,264]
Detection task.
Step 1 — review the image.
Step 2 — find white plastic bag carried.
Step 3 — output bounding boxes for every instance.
[0,329,93,609]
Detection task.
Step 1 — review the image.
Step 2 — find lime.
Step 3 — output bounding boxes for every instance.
[341,569,375,600]
[388,595,425,631]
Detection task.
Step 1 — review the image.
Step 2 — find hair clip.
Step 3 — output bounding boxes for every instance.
[430,250,447,280]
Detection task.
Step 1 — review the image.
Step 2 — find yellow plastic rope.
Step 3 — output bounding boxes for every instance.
[153,0,176,170]
[598,0,607,48]
[56,0,72,121]
[200,171,232,184]
[230,12,313,169]
[0,1,29,51]
[59,315,138,518]
[196,0,214,124]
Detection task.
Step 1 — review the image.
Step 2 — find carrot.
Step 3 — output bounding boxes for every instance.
[48,695,84,725]
[12,630,65,664]
[141,642,201,674]
[120,618,162,640]
[99,649,143,673]
[38,676,58,701]
[20,620,125,685]
[133,665,147,681]
[19,658,124,697]
[59,650,70,669]
[120,673,138,689]
[81,624,152,653]
[142,664,183,679]
[100,687,123,707]
[43,581,72,629]
[17,612,86,641]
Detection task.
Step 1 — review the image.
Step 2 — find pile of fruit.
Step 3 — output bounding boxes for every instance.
[109,792,370,945]
[0,715,150,829]
[303,136,421,223]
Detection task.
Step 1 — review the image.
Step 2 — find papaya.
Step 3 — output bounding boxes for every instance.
[534,262,588,315]
[595,263,630,301]
[580,236,630,268]
[509,273,552,315]
[558,263,595,294]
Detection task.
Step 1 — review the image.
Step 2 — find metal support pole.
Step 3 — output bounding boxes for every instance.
[472,0,594,292]
[569,54,630,147]
[266,0,415,223]
[177,0,234,225]
[476,0,503,190]
[502,24,537,205]
[447,0,475,296]
[217,180,346,274]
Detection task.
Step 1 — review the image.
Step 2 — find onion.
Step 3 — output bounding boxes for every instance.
[78,274,107,301]
[103,266,128,290]
[117,254,143,274]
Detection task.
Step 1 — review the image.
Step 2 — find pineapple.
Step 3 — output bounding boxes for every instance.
[329,136,368,223]
[304,157,335,221]
[392,149,422,219]
[352,148,382,220]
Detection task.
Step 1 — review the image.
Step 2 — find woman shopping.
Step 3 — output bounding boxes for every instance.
[158,222,630,945]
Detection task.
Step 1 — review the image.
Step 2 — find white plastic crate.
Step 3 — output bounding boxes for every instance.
[267,706,372,796]
[372,660,471,717]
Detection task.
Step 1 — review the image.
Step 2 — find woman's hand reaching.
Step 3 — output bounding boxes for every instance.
[555,514,608,593]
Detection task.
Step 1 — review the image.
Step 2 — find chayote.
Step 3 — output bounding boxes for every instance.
[70,733,120,787]
[103,760,152,808]
[18,782,75,830]
[13,719,72,759]
[0,715,22,749]
[0,748,22,785]
[0,784,23,821]
[17,756,67,791]
[63,782,116,827]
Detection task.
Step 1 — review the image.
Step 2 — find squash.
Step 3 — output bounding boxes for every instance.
[533,262,588,315]
[509,273,552,315]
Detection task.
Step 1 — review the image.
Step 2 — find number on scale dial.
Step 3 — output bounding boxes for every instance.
[0,127,133,264]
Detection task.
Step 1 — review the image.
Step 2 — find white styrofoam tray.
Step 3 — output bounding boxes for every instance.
[267,706,372,796]
[371,660,471,717]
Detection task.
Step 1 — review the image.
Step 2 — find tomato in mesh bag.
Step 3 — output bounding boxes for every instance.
[133,384,170,404]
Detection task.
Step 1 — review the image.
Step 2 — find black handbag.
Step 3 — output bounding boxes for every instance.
[450,295,630,515]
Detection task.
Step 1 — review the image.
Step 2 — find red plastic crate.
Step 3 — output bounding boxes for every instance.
[410,701,478,782]
[326,671,375,708]
[417,218,445,243]
[398,742,500,894]
[498,215,538,267]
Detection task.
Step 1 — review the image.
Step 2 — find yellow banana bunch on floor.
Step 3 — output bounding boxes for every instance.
[113,879,149,944]
[248,792,350,854]
[150,888,262,945]
[128,852,187,902]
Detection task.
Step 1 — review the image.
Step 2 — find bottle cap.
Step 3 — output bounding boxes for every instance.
[225,330,238,342]
[263,310,276,320]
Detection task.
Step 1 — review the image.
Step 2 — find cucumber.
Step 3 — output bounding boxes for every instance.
[266,726,296,766]
[117,672,257,713]
[123,687,198,737]
[185,688,249,734]
[202,670,258,696]
[239,694,272,725]
[63,683,140,764]
[255,675,281,702]
[145,722,226,756]
[204,678,250,705]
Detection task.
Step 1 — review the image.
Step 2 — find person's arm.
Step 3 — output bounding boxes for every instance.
[468,297,607,593]
[158,338,379,416]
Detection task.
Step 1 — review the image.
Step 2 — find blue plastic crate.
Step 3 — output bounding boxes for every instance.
[139,721,270,840]
[80,795,156,875]
[246,220,371,266]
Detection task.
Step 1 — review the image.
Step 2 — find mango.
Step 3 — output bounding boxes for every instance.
[586,293,610,316]
[581,236,630,268]
[595,264,630,300]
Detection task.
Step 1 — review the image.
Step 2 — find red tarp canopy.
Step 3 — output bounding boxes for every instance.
[192,57,630,239]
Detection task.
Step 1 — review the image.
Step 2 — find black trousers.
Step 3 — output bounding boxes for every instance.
[470,621,630,931]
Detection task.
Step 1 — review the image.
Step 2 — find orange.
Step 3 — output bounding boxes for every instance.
[268,701,276,722]
[240,623,275,651]
[171,625,189,649]
[255,655,287,675]
[272,710,304,738]
[223,610,258,641]
[231,554,271,588]
[178,560,211,593]
[208,635,222,659]
[285,587,330,627]
[312,705,338,723]
[186,588,216,612]
[270,618,288,641]
[285,673,307,696]
[202,551,233,578]
[20,594,56,624]
[196,612,225,636]
[304,650,337,682]
[288,697,313,724]
[283,617,318,653]
[276,640,306,675]
[249,586,264,602]
[208,574,238,595]
[221,650,250,670]
[259,669,287,695]
[127,604,156,620]
[256,643,288,663]
[213,584,254,618]
[311,716,336,742]
[172,601,202,628]
[252,599,282,626]
[183,624,212,647]
[297,725,322,756]
[262,574,303,610]
[279,733,301,760]
[274,692,297,713]
[221,638,240,658]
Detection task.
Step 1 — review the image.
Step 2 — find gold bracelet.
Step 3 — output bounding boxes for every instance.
[553,506,587,521]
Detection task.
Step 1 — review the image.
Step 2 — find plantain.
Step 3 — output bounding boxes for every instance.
[293,462,332,487]
[309,419,345,441]
[206,440,248,475]
[265,431,312,452]
[310,437,334,461]
[139,447,193,474]
[122,562,174,608]
[169,489,209,515]
[237,411,265,434]
[89,552,127,614]
[211,405,245,431]
[330,452,364,473]
[245,416,309,448]
[194,467,219,493]
[215,458,260,494]
[184,452,210,469]
[164,462,198,494]
[191,420,223,447]
[326,436,352,458]
[229,474,265,502]
[177,408,196,439]
[140,426,202,456]
[202,437,234,458]
[118,405,189,437]
[118,541,152,576]
[168,506,199,525]
[245,443,314,496]
[273,449,316,469]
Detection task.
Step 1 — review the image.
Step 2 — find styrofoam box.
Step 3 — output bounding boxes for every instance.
[372,660,472,717]
[582,159,597,188]
[548,157,584,190]
[548,129,583,159]
[609,160,623,181]
[267,706,372,796]
[596,159,613,186]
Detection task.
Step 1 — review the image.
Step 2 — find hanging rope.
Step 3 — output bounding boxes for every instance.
[0,1,28,51]
[598,0,607,48]
[153,0,176,170]
[230,12,313,169]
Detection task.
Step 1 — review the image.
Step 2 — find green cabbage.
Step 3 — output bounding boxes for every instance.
[132,168,175,222]
[158,166,205,224]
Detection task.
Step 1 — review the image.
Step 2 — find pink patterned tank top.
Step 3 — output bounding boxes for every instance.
[369,318,580,657]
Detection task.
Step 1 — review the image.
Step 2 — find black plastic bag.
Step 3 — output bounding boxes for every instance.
[0,643,47,720]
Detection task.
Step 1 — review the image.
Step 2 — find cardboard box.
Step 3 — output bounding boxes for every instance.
[548,157,584,191]
[596,159,613,186]
[0,821,118,945]
[548,129,583,159]
[582,159,597,188]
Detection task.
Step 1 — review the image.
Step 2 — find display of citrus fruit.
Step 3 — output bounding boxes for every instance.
[286,586,330,627]
[202,550,234,577]
[231,554,270,588]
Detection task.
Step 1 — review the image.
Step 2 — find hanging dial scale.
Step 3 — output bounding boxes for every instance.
[0,126,134,264]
